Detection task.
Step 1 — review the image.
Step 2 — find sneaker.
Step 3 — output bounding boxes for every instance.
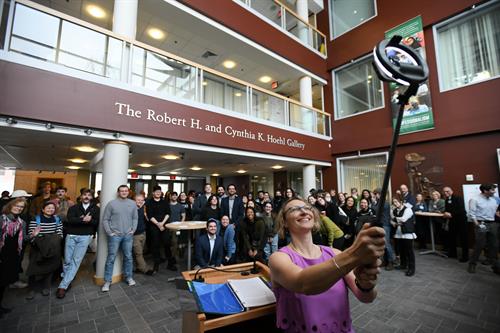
[9,280,28,289]
[467,263,476,274]
[101,282,111,292]
[385,262,394,271]
[126,278,136,286]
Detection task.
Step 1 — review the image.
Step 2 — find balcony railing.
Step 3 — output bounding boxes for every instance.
[236,0,326,56]
[2,0,331,137]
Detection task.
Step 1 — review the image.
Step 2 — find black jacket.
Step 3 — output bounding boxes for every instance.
[445,195,467,224]
[65,202,99,235]
[220,196,245,225]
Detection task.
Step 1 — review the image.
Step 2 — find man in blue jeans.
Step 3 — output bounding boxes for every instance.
[373,188,395,270]
[101,185,138,292]
[57,189,99,298]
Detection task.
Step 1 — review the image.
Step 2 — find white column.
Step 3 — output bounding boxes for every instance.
[113,0,138,38]
[296,0,309,44]
[113,0,138,82]
[303,164,316,199]
[300,76,313,106]
[95,141,129,285]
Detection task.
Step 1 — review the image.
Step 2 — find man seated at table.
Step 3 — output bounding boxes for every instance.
[194,218,224,268]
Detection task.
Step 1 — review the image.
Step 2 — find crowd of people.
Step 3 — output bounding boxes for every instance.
[0,180,499,321]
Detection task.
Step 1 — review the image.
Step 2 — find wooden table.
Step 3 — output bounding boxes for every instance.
[165,221,207,269]
[181,262,276,333]
[415,212,447,258]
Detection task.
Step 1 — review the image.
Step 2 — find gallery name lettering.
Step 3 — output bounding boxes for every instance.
[114,102,305,150]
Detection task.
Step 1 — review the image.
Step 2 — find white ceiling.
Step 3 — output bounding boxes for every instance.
[0,126,303,177]
[32,0,325,103]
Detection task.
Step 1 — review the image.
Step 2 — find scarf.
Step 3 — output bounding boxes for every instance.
[0,213,24,254]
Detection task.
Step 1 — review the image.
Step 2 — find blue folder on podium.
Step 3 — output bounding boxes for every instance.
[190,281,245,315]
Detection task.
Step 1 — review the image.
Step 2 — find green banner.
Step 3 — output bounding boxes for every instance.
[385,16,434,134]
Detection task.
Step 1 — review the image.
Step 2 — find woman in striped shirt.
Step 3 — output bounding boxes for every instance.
[26,201,63,300]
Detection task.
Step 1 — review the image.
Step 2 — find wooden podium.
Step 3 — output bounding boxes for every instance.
[181,262,276,333]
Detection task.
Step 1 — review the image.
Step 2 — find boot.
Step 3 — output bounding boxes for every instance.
[385,262,394,271]
[405,268,415,276]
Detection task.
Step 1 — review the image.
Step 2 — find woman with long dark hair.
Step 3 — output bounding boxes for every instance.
[201,195,221,221]
[238,207,266,262]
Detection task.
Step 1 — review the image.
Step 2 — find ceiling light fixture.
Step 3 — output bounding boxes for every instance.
[162,154,180,160]
[84,129,92,135]
[86,5,106,19]
[236,169,247,174]
[148,28,165,40]
[234,92,242,97]
[74,146,97,153]
[271,165,283,169]
[138,163,153,168]
[170,171,179,175]
[68,158,87,164]
[66,165,81,170]
[259,75,272,83]
[128,169,136,173]
[45,123,54,129]
[211,173,220,177]
[222,60,236,69]
[202,81,208,86]
[190,166,202,171]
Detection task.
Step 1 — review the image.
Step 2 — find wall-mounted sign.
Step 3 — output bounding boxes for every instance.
[385,16,435,135]
[0,60,331,161]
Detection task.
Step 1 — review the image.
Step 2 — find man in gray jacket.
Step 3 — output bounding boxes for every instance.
[101,185,138,291]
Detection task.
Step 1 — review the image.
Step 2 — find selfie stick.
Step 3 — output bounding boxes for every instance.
[371,35,429,227]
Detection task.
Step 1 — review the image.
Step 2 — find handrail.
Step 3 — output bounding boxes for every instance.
[272,0,326,39]
[15,0,325,115]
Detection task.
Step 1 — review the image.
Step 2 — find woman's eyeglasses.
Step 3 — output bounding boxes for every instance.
[283,204,314,215]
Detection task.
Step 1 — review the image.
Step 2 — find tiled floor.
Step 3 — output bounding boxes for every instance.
[1,251,499,333]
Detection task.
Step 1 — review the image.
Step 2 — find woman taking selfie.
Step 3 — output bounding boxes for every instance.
[269,198,385,332]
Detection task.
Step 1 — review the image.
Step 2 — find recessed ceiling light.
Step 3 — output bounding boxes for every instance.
[74,146,97,153]
[211,173,220,177]
[170,171,179,175]
[162,154,180,160]
[128,169,136,173]
[259,76,272,83]
[234,92,242,97]
[271,165,283,169]
[222,60,236,69]
[138,163,153,168]
[253,175,259,178]
[190,166,202,171]
[353,10,358,14]
[68,158,87,164]
[66,165,81,170]
[202,81,208,86]
[86,5,106,19]
[236,169,247,174]
[368,75,372,79]
[148,28,165,40]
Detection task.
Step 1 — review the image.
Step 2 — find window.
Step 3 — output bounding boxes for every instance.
[337,153,388,195]
[330,0,376,38]
[435,1,500,91]
[333,56,384,119]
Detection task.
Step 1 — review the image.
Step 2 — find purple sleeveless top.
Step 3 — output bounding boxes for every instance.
[273,245,354,333]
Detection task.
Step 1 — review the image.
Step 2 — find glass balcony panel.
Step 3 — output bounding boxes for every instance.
[290,102,315,133]
[249,1,281,27]
[59,21,106,75]
[284,11,310,46]
[316,113,327,135]
[252,90,285,124]
[131,46,196,101]
[10,4,59,61]
[203,72,248,114]
[105,38,123,80]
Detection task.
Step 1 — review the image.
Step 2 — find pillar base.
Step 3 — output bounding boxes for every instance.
[93,274,123,286]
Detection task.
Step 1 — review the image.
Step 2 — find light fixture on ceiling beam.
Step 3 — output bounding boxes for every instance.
[45,123,54,130]
[6,117,17,125]
[84,129,92,135]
